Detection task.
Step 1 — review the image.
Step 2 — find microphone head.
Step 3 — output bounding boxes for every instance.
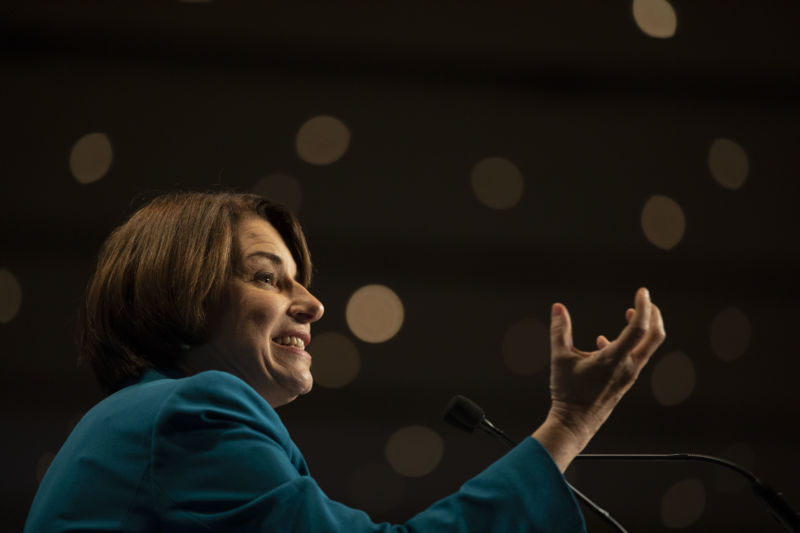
[442,395,486,433]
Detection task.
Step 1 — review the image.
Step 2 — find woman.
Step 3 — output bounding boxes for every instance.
[25,191,665,532]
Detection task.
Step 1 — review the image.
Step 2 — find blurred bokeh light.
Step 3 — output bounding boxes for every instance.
[385,426,444,478]
[0,269,23,324]
[69,132,113,184]
[641,194,686,250]
[309,331,361,388]
[346,284,404,343]
[252,173,303,213]
[660,478,706,528]
[296,115,351,165]
[708,138,750,191]
[710,306,751,362]
[632,0,677,39]
[650,350,695,406]
[471,157,524,210]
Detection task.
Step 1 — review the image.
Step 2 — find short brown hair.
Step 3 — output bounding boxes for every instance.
[78,191,312,394]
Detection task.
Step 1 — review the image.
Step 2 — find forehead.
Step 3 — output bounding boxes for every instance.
[235,217,297,277]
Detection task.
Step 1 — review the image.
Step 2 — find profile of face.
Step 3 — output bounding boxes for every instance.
[180,216,324,407]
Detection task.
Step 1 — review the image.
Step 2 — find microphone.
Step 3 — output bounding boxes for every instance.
[443,395,800,533]
[443,395,628,533]
[442,394,516,446]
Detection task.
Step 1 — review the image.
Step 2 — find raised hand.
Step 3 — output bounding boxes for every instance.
[532,287,666,471]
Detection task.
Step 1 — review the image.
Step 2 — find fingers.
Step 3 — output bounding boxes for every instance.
[596,308,634,349]
[631,302,666,365]
[610,287,652,360]
[596,335,610,349]
[553,290,665,363]
[550,303,573,353]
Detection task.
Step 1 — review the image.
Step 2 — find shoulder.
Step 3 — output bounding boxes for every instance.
[149,371,311,512]
[162,369,271,409]
[153,370,287,439]
[150,369,309,479]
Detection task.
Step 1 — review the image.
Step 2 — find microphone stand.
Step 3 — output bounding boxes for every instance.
[575,453,800,532]
[444,395,800,532]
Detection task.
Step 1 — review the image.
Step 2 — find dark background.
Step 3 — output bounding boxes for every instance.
[2,2,799,531]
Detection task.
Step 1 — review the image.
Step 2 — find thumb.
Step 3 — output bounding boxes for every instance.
[550,303,573,352]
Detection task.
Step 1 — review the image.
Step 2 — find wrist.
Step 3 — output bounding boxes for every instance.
[547,400,605,446]
[531,412,595,473]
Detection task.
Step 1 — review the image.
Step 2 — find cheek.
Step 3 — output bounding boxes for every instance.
[222,287,285,339]
[239,303,283,339]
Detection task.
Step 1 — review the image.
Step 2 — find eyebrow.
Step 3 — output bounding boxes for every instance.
[245,251,301,281]
[246,251,284,266]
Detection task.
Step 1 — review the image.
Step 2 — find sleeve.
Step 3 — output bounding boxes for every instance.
[151,371,586,533]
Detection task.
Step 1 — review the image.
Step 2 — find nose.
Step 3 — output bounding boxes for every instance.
[289,283,325,324]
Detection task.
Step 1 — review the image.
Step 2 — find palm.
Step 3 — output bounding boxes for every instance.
[547,288,664,434]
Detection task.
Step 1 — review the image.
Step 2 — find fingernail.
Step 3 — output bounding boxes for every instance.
[551,304,561,318]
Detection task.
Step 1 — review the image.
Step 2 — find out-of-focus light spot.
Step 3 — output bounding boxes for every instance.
[0,269,23,323]
[385,425,444,478]
[309,331,360,388]
[708,138,749,190]
[35,452,56,484]
[347,463,405,514]
[710,306,751,361]
[632,0,677,39]
[661,478,706,528]
[651,350,695,406]
[502,317,549,375]
[69,132,112,184]
[713,443,755,493]
[296,115,350,165]
[346,284,404,343]
[252,173,303,213]
[641,194,685,250]
[471,157,524,210]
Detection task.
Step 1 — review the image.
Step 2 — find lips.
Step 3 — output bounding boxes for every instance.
[272,336,306,350]
[271,330,311,351]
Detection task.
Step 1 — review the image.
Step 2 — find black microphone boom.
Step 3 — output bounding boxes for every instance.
[443,395,800,533]
[575,453,800,532]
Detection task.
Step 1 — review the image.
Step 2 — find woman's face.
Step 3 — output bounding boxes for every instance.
[182,216,324,407]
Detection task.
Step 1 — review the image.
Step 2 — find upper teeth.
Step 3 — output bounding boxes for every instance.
[275,336,305,349]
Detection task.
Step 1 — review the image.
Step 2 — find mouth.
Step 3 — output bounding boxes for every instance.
[271,335,307,351]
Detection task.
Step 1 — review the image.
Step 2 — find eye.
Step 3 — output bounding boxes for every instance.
[254,271,277,287]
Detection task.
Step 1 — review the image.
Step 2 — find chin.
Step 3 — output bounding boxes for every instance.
[293,376,313,397]
[267,377,313,407]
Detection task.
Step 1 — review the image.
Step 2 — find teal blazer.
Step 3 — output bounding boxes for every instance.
[25,369,586,532]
